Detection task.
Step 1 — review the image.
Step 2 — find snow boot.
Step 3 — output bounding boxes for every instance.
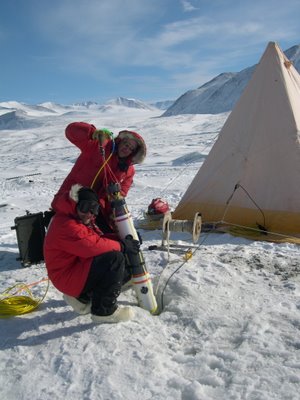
[63,294,91,315]
[91,306,134,323]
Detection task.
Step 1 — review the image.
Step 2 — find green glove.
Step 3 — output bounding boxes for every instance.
[92,128,113,144]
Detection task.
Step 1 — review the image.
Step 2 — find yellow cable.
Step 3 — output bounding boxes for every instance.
[90,152,113,189]
[0,278,49,318]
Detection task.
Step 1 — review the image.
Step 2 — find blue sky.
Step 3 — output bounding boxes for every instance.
[1,0,299,105]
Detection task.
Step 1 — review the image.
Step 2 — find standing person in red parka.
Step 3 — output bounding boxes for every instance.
[44,184,140,324]
[51,122,146,232]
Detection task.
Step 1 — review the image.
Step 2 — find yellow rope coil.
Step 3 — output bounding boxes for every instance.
[0,278,49,318]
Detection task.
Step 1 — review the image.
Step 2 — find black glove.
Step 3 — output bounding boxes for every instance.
[121,236,140,255]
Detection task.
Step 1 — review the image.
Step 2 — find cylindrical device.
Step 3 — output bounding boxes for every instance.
[111,196,157,314]
[113,199,139,240]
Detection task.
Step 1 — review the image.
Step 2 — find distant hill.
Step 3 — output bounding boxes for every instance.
[151,100,175,110]
[0,97,158,115]
[0,97,161,130]
[0,101,56,115]
[163,43,300,116]
[106,97,156,110]
[39,102,73,112]
[0,110,43,130]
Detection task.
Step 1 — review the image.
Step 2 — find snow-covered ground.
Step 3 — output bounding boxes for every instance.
[0,106,299,400]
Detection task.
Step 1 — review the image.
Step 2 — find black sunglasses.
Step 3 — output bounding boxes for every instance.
[77,200,100,216]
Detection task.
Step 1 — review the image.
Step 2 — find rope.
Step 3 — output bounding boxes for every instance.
[158,132,220,198]
[130,132,220,209]
[154,212,300,314]
[90,151,114,189]
[169,220,194,233]
[154,229,213,314]
[216,220,300,242]
[90,140,116,190]
[0,277,49,318]
[219,183,300,241]
[223,183,266,230]
[162,212,202,252]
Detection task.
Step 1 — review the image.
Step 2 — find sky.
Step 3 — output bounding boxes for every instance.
[1,0,300,105]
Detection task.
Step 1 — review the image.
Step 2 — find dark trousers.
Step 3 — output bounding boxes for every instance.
[80,251,126,316]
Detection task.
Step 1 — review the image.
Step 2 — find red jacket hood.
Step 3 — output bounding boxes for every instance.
[115,130,146,164]
[53,184,83,217]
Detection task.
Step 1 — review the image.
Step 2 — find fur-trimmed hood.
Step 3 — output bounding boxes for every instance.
[115,130,146,164]
[69,184,98,204]
[69,184,83,203]
[52,184,84,216]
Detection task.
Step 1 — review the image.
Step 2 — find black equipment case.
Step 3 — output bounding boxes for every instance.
[11,211,47,267]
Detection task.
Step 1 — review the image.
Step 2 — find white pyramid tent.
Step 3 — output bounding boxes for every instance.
[173,42,300,243]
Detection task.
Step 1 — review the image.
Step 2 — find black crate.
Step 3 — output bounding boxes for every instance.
[11,212,46,267]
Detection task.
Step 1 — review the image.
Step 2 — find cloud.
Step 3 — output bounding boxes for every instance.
[181,0,198,12]
[35,0,157,41]
[35,1,298,65]
[24,0,300,98]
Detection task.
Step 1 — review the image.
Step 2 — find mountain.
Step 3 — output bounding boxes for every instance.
[106,96,156,110]
[151,100,175,110]
[0,97,160,130]
[163,43,300,116]
[284,44,300,70]
[0,110,43,130]
[38,102,73,113]
[72,101,100,109]
[0,101,57,115]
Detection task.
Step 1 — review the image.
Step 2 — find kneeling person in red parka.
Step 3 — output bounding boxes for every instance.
[44,184,139,324]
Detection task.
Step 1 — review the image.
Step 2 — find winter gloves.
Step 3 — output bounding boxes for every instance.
[92,128,113,145]
[121,236,140,255]
[121,236,141,272]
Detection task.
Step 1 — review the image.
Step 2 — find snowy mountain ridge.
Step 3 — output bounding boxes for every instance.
[0,97,164,129]
[1,43,299,119]
[163,43,300,116]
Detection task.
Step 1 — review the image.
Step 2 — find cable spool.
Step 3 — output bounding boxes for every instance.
[162,212,202,246]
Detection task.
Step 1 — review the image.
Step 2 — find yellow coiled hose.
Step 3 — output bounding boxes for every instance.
[0,278,49,318]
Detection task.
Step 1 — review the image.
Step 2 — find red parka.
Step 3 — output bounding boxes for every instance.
[44,185,122,297]
[51,122,146,220]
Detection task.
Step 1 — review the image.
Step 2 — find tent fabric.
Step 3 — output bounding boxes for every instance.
[173,42,300,243]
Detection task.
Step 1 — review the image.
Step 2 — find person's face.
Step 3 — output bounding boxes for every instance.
[77,201,99,225]
[117,139,138,158]
[77,209,94,225]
